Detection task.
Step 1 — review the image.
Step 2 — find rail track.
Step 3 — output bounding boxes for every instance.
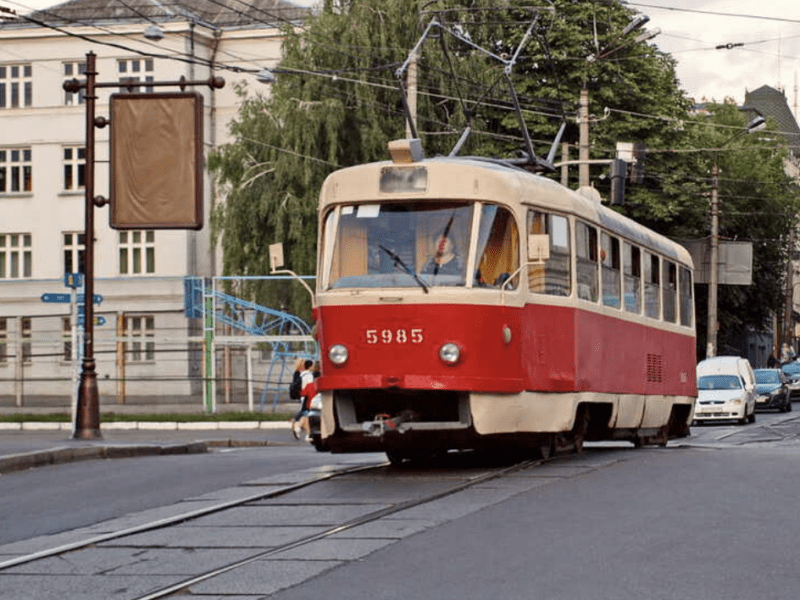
[0,449,628,599]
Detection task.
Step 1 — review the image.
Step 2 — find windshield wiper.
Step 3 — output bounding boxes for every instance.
[378,244,429,293]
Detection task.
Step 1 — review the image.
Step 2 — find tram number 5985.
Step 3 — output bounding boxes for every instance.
[365,328,423,344]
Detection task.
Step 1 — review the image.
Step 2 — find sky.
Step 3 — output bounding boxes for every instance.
[4,0,799,116]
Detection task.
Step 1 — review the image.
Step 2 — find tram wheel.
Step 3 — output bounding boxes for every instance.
[386,450,407,466]
[535,437,554,460]
[572,406,590,454]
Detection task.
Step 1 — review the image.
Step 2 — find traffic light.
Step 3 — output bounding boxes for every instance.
[610,158,627,206]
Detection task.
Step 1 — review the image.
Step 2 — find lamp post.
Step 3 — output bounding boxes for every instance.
[706,115,766,359]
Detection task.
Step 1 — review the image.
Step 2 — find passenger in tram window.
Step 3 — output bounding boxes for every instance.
[422,234,462,276]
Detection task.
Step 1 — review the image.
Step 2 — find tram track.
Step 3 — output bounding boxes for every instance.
[131,456,539,600]
[0,451,579,600]
[0,460,383,572]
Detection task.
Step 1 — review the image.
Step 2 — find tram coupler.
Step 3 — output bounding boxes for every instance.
[362,410,419,437]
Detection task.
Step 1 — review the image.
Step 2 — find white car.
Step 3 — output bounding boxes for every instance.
[694,357,757,425]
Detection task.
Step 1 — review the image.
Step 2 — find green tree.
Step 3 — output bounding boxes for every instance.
[209,0,799,354]
[210,0,686,317]
[641,103,800,358]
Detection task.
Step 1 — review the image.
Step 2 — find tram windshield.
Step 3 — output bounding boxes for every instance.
[322,201,519,291]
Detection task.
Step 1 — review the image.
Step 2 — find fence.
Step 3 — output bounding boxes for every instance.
[0,276,318,413]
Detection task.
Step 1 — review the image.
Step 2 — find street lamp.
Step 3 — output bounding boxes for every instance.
[706,114,767,359]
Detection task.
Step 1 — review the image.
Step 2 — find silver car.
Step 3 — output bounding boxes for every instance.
[780,361,800,401]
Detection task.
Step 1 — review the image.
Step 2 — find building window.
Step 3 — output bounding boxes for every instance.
[0,64,33,108]
[21,317,31,364]
[62,316,73,361]
[63,61,87,105]
[118,58,154,93]
[127,315,155,362]
[0,148,32,193]
[119,230,155,274]
[0,318,6,363]
[63,147,86,191]
[63,232,86,275]
[0,233,32,278]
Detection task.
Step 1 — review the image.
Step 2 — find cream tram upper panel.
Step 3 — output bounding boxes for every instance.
[318,157,693,268]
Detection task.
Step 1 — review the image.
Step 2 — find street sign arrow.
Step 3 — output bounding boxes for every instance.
[41,293,71,303]
[76,293,103,305]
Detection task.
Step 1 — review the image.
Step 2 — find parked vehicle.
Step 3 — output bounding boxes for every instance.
[780,361,800,400]
[694,356,756,425]
[753,369,792,412]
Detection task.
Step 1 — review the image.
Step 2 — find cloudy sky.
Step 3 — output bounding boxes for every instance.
[4,0,799,115]
[633,0,800,110]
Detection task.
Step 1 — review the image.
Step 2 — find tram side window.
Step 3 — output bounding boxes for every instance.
[476,205,519,289]
[623,242,641,313]
[679,266,694,327]
[526,210,570,296]
[576,221,599,302]
[601,233,621,309]
[644,252,661,319]
[663,260,677,323]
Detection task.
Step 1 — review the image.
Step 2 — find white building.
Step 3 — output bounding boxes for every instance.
[0,0,309,405]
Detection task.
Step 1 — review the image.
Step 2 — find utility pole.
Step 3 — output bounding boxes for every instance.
[406,50,418,139]
[707,162,720,359]
[578,87,590,187]
[705,115,766,359]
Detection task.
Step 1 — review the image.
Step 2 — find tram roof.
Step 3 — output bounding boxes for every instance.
[319,155,693,267]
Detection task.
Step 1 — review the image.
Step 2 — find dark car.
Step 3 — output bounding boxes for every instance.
[753,369,792,412]
[780,361,800,400]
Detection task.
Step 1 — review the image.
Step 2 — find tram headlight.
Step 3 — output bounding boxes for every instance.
[439,343,461,365]
[328,344,349,365]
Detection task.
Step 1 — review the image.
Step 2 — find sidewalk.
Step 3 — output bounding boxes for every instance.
[0,398,302,475]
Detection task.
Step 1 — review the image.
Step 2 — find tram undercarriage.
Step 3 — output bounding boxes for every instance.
[320,389,693,463]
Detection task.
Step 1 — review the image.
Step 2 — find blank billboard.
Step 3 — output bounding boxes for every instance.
[110,92,203,230]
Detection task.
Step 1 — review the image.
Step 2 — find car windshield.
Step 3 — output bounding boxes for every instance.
[698,374,742,390]
[781,362,800,376]
[755,370,781,384]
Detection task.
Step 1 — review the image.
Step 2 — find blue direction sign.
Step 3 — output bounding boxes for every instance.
[77,314,106,327]
[64,272,83,289]
[77,293,103,305]
[41,293,71,303]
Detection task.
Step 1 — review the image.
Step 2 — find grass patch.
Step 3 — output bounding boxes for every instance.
[0,412,293,423]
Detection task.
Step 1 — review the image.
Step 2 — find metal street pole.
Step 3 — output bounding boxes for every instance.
[63,52,225,439]
[707,161,720,359]
[73,52,101,439]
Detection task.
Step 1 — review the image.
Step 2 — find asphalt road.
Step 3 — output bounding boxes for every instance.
[2,411,800,599]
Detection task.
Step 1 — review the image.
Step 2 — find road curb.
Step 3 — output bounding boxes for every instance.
[10,421,291,431]
[0,442,210,475]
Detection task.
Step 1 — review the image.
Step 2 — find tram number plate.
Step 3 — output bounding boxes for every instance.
[365,328,423,344]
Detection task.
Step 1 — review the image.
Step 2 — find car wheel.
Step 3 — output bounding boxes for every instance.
[788,400,793,412]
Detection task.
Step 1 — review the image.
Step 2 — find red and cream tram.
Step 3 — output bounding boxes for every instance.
[312,139,696,462]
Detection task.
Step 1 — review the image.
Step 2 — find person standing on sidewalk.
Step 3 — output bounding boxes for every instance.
[291,360,315,439]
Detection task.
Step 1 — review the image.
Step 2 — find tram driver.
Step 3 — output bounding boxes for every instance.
[422,233,462,276]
